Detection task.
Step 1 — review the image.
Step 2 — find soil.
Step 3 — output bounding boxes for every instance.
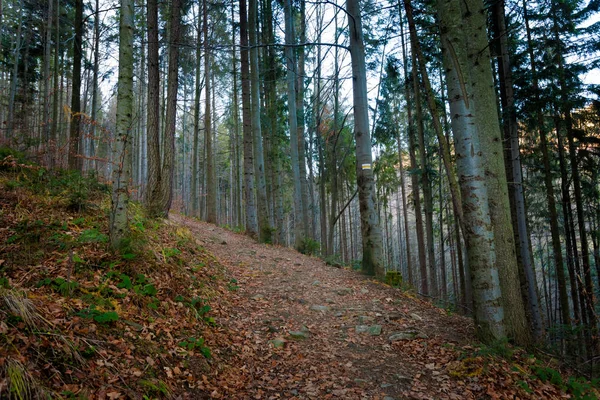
[171,214,478,400]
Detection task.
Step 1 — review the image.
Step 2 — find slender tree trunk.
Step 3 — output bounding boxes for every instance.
[145,0,162,217]
[296,0,310,239]
[50,0,60,164]
[284,0,304,248]
[402,0,465,234]
[68,0,83,170]
[249,0,270,241]
[413,56,437,298]
[240,0,258,236]
[522,0,571,331]
[398,13,413,287]
[492,0,543,339]
[7,0,23,141]
[347,0,385,278]
[110,0,134,249]
[158,0,181,215]
[43,0,53,166]
[204,0,217,223]
[191,12,202,218]
[407,68,427,293]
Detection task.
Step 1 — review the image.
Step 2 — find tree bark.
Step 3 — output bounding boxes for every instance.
[492,0,543,339]
[284,0,304,249]
[158,0,181,215]
[205,0,217,223]
[240,0,258,236]
[347,0,385,278]
[145,0,162,217]
[68,0,83,170]
[110,0,134,249]
[438,0,505,342]
[249,0,270,242]
[461,0,530,345]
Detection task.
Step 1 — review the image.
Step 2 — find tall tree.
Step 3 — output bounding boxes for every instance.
[346,0,385,278]
[240,0,258,236]
[144,0,162,216]
[284,0,304,249]
[205,0,217,223]
[461,0,530,345]
[437,0,506,342]
[110,0,135,249]
[68,0,83,170]
[249,0,270,241]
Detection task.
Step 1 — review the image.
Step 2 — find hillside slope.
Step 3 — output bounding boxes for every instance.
[0,159,594,399]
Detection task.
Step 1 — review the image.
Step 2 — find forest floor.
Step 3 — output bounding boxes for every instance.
[0,154,593,399]
[170,214,575,400]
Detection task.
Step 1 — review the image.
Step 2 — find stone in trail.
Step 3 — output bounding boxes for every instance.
[310,305,330,312]
[355,325,382,335]
[270,338,286,348]
[336,287,352,295]
[289,330,310,339]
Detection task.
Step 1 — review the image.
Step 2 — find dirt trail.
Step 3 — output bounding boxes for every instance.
[171,214,474,400]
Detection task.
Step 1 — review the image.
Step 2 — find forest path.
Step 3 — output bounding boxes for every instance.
[170,214,473,400]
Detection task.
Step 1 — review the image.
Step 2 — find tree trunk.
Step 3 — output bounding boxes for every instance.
[145,0,162,217]
[110,0,134,249]
[438,0,505,342]
[413,55,437,298]
[522,0,571,331]
[158,0,181,215]
[460,0,530,345]
[284,0,304,249]
[7,0,24,141]
[240,0,258,236]
[43,0,53,166]
[296,0,311,239]
[249,0,270,242]
[204,0,217,223]
[346,0,385,278]
[68,0,83,170]
[492,0,543,339]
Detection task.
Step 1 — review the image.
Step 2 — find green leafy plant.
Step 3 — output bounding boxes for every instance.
[78,228,108,244]
[76,306,119,325]
[178,337,211,358]
[162,247,181,259]
[36,277,79,296]
[227,278,239,291]
[385,270,402,287]
[298,238,320,256]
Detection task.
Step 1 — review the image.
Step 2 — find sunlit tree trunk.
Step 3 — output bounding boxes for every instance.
[438,0,505,342]
[459,0,530,345]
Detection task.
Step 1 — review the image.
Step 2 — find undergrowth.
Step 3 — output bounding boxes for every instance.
[0,156,229,398]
